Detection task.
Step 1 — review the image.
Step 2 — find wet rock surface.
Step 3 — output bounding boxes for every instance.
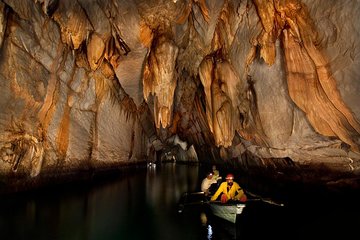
[0,0,360,191]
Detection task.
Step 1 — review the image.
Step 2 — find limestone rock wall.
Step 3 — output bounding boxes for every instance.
[0,0,359,186]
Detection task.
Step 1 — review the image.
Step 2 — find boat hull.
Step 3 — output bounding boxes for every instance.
[208,202,246,223]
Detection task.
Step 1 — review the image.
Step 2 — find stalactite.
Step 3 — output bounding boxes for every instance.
[199,56,214,133]
[52,0,92,50]
[251,0,360,152]
[143,34,179,129]
[87,32,105,71]
[0,0,360,188]
[199,54,237,148]
[253,0,277,65]
[0,2,7,49]
[278,0,360,152]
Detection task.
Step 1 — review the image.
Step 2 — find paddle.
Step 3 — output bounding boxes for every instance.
[245,191,285,207]
[178,190,284,214]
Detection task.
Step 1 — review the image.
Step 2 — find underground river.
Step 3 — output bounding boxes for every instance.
[0,163,359,240]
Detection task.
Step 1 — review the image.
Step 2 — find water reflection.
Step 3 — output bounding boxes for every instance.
[146,163,199,208]
[0,164,359,240]
[0,164,202,240]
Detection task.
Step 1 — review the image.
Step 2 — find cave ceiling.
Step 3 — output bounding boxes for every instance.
[0,0,360,188]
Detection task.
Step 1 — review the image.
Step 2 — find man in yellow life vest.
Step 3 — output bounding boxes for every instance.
[210,174,247,203]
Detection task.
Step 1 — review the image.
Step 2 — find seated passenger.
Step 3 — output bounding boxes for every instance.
[201,172,217,196]
[210,173,247,203]
[212,165,222,182]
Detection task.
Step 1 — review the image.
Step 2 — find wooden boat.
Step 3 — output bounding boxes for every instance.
[208,201,246,224]
[178,192,246,224]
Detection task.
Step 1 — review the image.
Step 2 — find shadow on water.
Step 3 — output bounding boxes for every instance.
[0,163,359,240]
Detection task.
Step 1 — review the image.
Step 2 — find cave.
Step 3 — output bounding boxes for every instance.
[1,0,359,192]
[1,0,360,239]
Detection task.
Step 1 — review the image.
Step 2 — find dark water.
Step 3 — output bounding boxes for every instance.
[0,163,359,240]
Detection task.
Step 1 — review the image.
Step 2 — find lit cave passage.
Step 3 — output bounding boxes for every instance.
[0,0,360,193]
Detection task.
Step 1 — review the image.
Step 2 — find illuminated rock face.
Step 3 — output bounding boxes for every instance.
[199,57,236,148]
[143,34,179,129]
[0,0,359,188]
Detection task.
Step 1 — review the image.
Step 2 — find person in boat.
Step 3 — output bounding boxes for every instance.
[212,165,222,182]
[210,173,247,203]
[201,171,218,196]
[207,165,222,194]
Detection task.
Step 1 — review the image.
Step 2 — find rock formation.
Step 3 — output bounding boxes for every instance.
[0,0,359,191]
